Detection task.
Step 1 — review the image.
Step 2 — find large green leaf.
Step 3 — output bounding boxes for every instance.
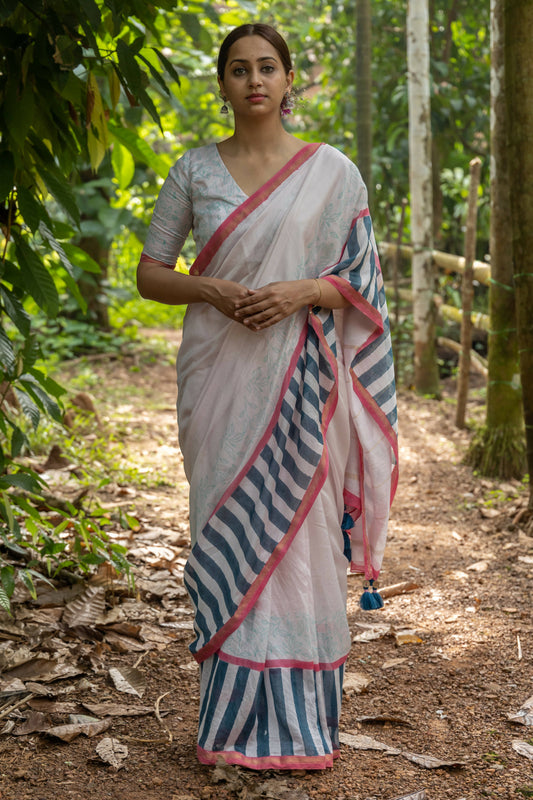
[108,121,169,177]
[116,39,143,95]
[17,187,44,234]
[61,243,101,274]
[13,389,40,429]
[152,47,181,87]
[0,287,30,337]
[27,367,66,402]
[19,376,63,423]
[39,168,80,227]
[13,234,60,317]
[111,141,135,190]
[0,566,15,599]
[137,52,170,96]
[10,426,27,458]
[0,326,16,373]
[38,222,88,312]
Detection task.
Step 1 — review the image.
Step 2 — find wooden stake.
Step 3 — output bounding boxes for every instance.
[455,157,482,429]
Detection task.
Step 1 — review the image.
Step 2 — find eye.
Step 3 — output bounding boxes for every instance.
[262,64,275,73]
[233,66,246,75]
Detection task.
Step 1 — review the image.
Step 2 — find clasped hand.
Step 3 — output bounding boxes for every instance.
[232,281,310,331]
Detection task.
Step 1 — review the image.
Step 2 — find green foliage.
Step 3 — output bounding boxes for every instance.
[0,489,133,614]
[0,0,221,610]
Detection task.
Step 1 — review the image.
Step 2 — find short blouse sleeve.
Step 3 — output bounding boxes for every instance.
[142,152,193,266]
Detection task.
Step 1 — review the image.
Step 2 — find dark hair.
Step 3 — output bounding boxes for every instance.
[217,23,293,81]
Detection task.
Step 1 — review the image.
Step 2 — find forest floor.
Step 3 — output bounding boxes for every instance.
[0,329,532,800]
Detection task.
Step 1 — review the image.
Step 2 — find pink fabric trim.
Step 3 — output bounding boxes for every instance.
[197,745,339,770]
[321,274,384,335]
[350,561,380,580]
[190,143,323,277]
[217,650,348,672]
[139,252,175,269]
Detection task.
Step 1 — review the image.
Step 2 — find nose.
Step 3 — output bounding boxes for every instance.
[248,69,263,87]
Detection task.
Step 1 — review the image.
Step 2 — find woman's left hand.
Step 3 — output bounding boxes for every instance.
[233,280,317,330]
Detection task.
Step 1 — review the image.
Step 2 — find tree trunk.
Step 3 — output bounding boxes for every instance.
[505,0,533,506]
[407,0,440,395]
[455,157,481,429]
[466,0,525,479]
[356,0,372,204]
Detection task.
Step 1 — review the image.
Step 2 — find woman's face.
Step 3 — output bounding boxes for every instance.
[218,35,293,119]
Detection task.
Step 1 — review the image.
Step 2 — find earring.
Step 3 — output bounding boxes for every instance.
[280,92,294,117]
[220,96,229,115]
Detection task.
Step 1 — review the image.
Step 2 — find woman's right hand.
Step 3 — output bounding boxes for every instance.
[137,259,254,321]
[204,278,256,322]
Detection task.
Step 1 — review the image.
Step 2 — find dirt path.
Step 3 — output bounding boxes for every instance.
[0,342,532,800]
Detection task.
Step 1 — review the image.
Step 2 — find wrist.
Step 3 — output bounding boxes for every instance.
[312,278,322,306]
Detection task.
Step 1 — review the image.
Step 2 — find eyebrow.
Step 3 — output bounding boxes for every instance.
[229,56,278,65]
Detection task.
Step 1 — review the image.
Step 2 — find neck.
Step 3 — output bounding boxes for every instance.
[229,114,291,156]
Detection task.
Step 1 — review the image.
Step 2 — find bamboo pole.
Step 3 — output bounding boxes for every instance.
[379,241,490,285]
[395,288,489,332]
[392,199,408,374]
[456,157,482,429]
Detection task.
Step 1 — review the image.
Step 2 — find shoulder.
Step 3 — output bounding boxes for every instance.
[168,143,218,182]
[318,144,363,179]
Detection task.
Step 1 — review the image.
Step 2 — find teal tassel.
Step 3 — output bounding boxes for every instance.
[359,580,384,610]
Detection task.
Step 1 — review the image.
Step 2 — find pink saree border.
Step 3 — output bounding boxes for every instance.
[217,650,348,672]
[190,142,323,277]
[197,745,339,770]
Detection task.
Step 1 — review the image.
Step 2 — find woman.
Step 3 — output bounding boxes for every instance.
[137,23,398,771]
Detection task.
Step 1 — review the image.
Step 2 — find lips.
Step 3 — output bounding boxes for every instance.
[247,94,266,100]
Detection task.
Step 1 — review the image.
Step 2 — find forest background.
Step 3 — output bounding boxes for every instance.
[0,0,531,605]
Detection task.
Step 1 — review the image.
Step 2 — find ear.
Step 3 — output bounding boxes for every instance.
[286,69,295,93]
[218,76,225,97]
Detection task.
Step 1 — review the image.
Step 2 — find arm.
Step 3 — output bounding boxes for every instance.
[137,257,254,320]
[233,278,349,331]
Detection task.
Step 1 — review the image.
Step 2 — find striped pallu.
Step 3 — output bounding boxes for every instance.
[178,144,398,769]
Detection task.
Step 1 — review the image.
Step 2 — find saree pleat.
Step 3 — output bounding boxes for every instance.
[175,143,398,769]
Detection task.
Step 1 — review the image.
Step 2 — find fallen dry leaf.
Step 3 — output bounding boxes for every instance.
[29,699,80,714]
[0,678,27,697]
[104,631,150,653]
[13,711,50,736]
[395,630,423,646]
[352,623,391,642]
[512,740,533,761]
[82,702,153,717]
[62,585,106,628]
[508,695,533,726]
[389,792,428,800]
[339,731,400,753]
[382,658,409,669]
[401,750,466,769]
[95,736,129,769]
[46,716,112,742]
[109,665,146,697]
[342,671,372,695]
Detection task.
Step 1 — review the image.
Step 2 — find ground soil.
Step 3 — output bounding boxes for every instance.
[0,331,532,800]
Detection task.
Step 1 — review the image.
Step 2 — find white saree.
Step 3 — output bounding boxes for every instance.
[143,141,398,770]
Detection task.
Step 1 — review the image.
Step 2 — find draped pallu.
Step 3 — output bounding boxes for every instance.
[178,143,398,769]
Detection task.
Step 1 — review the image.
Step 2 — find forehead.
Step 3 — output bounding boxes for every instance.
[227,35,280,64]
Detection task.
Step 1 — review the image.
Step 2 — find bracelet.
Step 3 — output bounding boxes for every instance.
[313,278,322,305]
